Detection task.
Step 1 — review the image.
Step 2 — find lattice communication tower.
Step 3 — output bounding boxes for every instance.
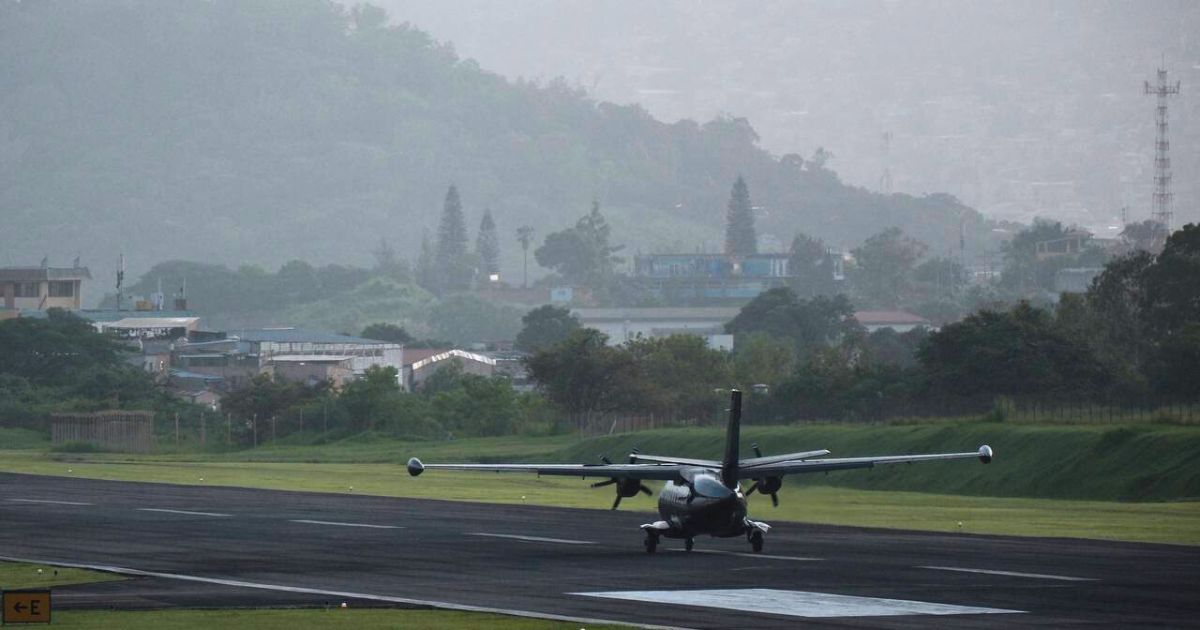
[1144,65,1180,239]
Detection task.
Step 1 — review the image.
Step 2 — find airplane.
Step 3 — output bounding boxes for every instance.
[406,389,993,554]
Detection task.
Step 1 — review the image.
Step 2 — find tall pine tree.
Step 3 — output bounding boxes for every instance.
[435,185,471,293]
[416,230,435,292]
[725,175,757,257]
[476,208,500,276]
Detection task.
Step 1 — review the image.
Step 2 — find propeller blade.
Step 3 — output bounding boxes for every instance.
[591,479,617,488]
[770,492,779,507]
[752,442,764,458]
[746,481,760,496]
[612,495,622,510]
[600,455,613,465]
[638,484,653,496]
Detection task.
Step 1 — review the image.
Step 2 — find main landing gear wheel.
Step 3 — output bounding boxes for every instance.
[749,530,764,553]
[644,531,659,554]
[684,537,694,552]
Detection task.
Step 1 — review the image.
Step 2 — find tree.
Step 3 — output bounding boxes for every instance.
[1143,223,1200,337]
[475,209,501,276]
[372,238,409,281]
[787,232,837,298]
[516,225,535,288]
[534,201,623,286]
[849,227,928,308]
[0,309,132,387]
[725,287,861,358]
[514,305,580,352]
[917,302,1112,399]
[724,175,757,256]
[427,294,523,346]
[338,365,402,431]
[733,333,795,388]
[415,231,435,292]
[434,185,472,293]
[360,323,413,344]
[627,335,732,419]
[524,328,635,414]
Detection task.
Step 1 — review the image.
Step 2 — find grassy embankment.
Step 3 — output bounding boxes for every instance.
[2,422,1198,544]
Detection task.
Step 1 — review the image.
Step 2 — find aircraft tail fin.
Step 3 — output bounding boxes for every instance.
[721,389,742,488]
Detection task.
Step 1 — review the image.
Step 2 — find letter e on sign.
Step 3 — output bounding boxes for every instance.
[2,590,51,623]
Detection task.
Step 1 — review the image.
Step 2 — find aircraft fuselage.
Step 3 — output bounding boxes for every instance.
[656,477,749,538]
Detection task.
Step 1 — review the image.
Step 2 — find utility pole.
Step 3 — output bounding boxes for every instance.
[271,415,276,443]
[516,225,535,288]
[1144,62,1181,249]
[200,411,205,447]
[174,412,179,449]
[226,412,232,446]
[252,413,257,448]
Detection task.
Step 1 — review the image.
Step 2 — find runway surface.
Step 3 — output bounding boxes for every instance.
[2,473,1197,628]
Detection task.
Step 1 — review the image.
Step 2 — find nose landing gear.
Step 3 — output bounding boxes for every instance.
[644,530,659,554]
[748,529,764,553]
[684,537,694,552]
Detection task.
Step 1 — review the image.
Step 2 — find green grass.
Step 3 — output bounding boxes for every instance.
[42,609,626,629]
[2,449,1198,545]
[5,420,1199,545]
[0,561,123,590]
[0,427,50,450]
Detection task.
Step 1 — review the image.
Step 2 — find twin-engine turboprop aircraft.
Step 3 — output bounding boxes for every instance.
[407,390,993,554]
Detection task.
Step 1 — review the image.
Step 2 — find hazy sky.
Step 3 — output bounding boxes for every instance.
[370,0,1200,232]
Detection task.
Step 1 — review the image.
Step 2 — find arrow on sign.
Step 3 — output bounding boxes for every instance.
[13,601,27,613]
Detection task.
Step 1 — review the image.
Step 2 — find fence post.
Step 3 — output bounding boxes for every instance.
[271,415,276,443]
[174,412,180,449]
[299,408,304,433]
[226,413,232,446]
[323,400,329,434]
[252,413,257,448]
[200,412,206,447]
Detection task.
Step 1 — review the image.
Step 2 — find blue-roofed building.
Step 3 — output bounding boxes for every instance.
[632,253,796,303]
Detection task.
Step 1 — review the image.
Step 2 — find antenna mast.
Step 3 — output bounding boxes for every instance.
[1144,62,1180,246]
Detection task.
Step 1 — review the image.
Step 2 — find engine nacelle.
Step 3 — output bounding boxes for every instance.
[758,476,783,494]
[617,477,644,497]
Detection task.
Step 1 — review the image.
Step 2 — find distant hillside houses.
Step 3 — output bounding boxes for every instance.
[631,252,843,303]
[573,307,930,349]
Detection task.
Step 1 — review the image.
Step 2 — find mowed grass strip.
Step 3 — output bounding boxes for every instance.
[0,561,124,590]
[43,609,628,629]
[2,450,1197,545]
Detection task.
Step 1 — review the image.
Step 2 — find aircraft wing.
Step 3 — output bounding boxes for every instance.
[407,459,686,481]
[629,453,720,467]
[740,445,993,478]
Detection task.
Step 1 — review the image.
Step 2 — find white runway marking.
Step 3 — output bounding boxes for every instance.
[7,498,93,506]
[674,549,820,561]
[920,566,1097,582]
[469,532,594,545]
[0,555,687,630]
[137,508,231,517]
[573,588,1024,618]
[292,519,402,529]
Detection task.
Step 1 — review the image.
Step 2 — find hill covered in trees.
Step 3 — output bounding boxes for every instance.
[0,0,994,302]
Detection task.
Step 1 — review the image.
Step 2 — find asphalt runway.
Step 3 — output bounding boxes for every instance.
[1,473,1197,628]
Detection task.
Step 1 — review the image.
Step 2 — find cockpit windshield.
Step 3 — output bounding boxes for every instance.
[692,474,733,499]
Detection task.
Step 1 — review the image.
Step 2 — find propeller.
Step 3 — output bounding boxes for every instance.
[746,443,782,507]
[592,452,652,510]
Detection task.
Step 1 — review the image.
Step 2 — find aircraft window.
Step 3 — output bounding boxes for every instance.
[692,475,732,499]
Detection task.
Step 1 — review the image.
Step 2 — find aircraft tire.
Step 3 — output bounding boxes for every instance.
[750,530,764,553]
[644,532,659,554]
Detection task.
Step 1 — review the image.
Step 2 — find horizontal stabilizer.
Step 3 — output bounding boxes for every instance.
[629,453,719,467]
[740,449,831,468]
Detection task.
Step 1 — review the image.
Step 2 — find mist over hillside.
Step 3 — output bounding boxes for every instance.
[0,0,993,304]
[383,0,1200,232]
